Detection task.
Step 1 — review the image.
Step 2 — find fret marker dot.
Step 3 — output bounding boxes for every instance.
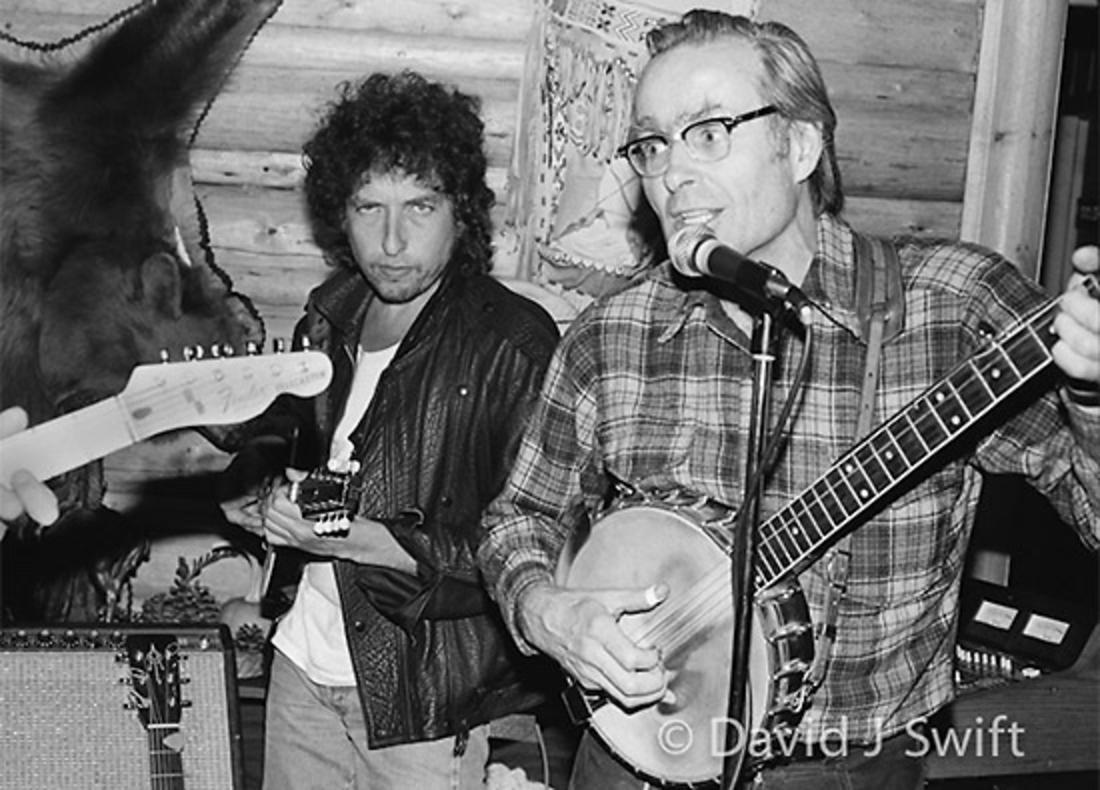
[935,391,946,402]
[950,415,961,426]
[859,489,869,499]
[990,368,1001,379]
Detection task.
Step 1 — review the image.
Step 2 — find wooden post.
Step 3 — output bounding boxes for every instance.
[961,0,1068,279]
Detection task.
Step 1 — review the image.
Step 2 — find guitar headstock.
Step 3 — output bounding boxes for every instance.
[290,469,353,535]
[120,349,333,438]
[124,633,183,729]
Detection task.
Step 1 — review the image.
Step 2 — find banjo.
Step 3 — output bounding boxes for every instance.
[558,279,1096,786]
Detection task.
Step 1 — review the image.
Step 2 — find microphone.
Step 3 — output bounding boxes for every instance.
[668,226,810,314]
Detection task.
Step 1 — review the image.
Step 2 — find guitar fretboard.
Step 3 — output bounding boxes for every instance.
[0,350,333,488]
[755,298,1061,590]
[147,726,184,790]
[0,397,133,486]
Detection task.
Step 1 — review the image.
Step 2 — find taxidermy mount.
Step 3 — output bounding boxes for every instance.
[0,0,282,621]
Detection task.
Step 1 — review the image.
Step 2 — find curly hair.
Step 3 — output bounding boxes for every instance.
[302,71,494,277]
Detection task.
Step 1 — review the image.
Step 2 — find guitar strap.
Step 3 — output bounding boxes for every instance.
[804,232,905,693]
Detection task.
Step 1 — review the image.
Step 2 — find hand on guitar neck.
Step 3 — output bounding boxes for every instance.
[1051,246,1100,405]
[0,406,59,536]
[1,349,333,539]
[516,579,671,710]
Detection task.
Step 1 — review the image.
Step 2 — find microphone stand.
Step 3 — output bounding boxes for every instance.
[721,306,780,789]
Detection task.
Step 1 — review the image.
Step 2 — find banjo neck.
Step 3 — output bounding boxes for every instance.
[755,295,1063,592]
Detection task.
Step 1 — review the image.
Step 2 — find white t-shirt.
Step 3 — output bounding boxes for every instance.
[272,343,398,685]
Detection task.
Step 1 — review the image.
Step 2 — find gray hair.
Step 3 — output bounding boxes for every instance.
[645,10,843,215]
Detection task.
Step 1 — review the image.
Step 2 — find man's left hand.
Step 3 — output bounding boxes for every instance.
[262,479,418,573]
[1052,245,1100,391]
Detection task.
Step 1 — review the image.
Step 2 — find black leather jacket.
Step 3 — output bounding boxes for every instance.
[244,266,559,746]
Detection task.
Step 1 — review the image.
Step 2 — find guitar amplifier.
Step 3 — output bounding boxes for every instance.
[0,624,243,790]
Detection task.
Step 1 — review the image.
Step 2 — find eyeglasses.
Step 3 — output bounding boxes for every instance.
[617,105,779,178]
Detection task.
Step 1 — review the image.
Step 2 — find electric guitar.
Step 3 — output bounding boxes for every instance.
[254,467,355,604]
[0,350,333,488]
[289,468,355,531]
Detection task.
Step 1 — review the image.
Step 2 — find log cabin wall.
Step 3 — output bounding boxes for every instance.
[0,0,1064,605]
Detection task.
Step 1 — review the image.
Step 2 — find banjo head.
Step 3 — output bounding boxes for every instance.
[559,501,772,785]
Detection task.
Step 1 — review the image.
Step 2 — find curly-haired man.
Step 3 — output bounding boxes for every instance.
[219,71,560,789]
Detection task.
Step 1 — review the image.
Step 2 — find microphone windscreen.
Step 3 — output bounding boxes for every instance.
[667,225,709,278]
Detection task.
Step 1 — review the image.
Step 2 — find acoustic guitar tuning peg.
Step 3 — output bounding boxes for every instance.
[159,349,171,364]
[273,338,287,353]
[220,343,236,357]
[182,346,195,361]
[299,336,312,350]
[210,344,222,358]
[245,341,260,356]
[192,345,205,360]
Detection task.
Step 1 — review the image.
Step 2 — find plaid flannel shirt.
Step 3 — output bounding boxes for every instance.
[478,214,1100,745]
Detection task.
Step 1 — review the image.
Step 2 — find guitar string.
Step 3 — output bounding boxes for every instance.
[120,356,323,429]
[624,297,1065,658]
[628,555,730,653]
[148,652,183,789]
[645,568,729,654]
[19,355,321,444]
[750,296,1060,580]
[1,360,318,483]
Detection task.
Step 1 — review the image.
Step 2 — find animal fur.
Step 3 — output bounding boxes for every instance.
[0,0,281,621]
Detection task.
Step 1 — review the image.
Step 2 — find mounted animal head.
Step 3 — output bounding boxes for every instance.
[0,0,279,423]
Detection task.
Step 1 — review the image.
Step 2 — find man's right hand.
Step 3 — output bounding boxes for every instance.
[218,490,269,537]
[516,581,670,710]
[217,436,291,536]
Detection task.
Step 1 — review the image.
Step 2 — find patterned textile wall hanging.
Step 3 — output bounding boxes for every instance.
[508,0,757,299]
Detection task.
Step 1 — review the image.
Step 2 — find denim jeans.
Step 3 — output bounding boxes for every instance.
[749,728,927,790]
[263,649,490,790]
[568,728,926,790]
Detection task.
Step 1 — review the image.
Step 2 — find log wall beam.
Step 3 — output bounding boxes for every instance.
[960,0,1069,277]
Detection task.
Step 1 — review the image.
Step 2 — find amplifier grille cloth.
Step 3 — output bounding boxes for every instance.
[0,643,234,789]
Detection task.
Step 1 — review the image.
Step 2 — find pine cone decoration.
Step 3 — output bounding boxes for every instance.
[141,550,234,623]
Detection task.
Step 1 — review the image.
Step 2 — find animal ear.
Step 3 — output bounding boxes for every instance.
[139,252,183,320]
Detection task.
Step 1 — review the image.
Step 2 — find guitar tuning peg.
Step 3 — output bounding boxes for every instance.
[300,336,312,350]
[182,346,195,361]
[220,343,236,357]
[245,341,260,356]
[192,345,205,360]
[210,344,222,358]
[273,338,287,353]
[159,349,171,364]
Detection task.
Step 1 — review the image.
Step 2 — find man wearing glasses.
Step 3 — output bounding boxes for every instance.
[479,10,1099,790]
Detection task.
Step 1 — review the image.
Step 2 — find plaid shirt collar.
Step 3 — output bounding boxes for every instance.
[650,213,867,344]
